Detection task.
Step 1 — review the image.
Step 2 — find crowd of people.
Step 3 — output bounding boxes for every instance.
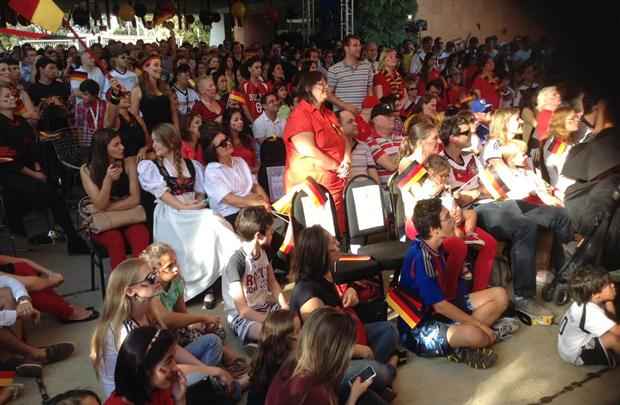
[0,26,619,405]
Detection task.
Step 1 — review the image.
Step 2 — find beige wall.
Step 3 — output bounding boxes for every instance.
[416,0,544,43]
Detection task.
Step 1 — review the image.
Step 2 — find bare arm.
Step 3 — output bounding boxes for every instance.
[229,281,268,323]
[103,101,120,129]
[106,158,142,211]
[374,85,384,100]
[290,131,339,171]
[150,297,210,329]
[375,153,399,173]
[160,192,205,210]
[299,297,325,321]
[367,167,380,184]
[267,266,288,309]
[222,192,266,209]
[80,166,114,211]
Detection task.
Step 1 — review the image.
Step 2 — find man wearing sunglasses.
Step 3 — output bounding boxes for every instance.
[103,45,138,96]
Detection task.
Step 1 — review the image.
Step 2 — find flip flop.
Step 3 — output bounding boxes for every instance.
[60,308,100,324]
[15,363,42,378]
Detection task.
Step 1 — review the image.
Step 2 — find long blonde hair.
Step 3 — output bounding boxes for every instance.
[90,258,160,375]
[489,107,520,145]
[549,106,579,144]
[152,123,186,179]
[399,120,437,162]
[293,307,356,405]
[377,48,397,72]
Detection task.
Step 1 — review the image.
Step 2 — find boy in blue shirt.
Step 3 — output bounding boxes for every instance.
[397,198,514,368]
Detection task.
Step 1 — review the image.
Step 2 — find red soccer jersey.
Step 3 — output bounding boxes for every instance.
[242,80,270,120]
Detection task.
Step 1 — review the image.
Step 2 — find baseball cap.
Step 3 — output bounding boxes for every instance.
[362,95,379,110]
[371,101,396,119]
[470,99,492,113]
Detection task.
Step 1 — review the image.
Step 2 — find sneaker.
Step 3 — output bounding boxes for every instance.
[513,296,554,325]
[447,347,497,369]
[464,233,485,248]
[492,317,520,341]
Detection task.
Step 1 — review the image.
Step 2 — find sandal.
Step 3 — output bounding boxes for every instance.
[447,347,497,369]
[41,342,75,364]
[225,358,249,378]
[15,363,42,378]
[61,307,100,324]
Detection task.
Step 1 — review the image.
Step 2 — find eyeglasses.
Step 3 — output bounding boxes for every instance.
[132,271,158,286]
[215,137,231,149]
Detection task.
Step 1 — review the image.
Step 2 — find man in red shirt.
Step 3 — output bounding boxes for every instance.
[241,56,269,121]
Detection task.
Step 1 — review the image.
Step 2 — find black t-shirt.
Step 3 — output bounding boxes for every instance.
[27,80,70,107]
[27,81,70,132]
[0,114,37,172]
[289,276,341,318]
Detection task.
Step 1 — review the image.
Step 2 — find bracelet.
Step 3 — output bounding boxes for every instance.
[17,296,31,304]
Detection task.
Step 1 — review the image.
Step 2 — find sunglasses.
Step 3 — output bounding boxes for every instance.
[132,271,158,286]
[215,137,231,149]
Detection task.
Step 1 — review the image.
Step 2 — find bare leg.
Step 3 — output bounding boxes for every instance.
[0,327,43,359]
[244,322,262,343]
[600,332,620,353]
[446,324,494,349]
[468,287,509,326]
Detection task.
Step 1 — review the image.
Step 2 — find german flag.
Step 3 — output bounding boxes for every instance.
[229,90,246,105]
[386,287,423,329]
[70,71,88,83]
[9,0,65,33]
[0,371,15,387]
[479,167,510,200]
[548,137,567,155]
[397,161,428,190]
[301,177,327,207]
[278,219,294,255]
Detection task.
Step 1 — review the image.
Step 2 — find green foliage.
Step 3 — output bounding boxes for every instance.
[177,20,210,45]
[356,0,418,46]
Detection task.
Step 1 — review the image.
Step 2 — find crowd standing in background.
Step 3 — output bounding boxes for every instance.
[0,27,619,405]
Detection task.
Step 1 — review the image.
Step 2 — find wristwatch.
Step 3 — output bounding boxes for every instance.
[16,295,31,304]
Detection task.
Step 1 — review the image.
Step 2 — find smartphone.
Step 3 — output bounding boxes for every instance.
[348,366,376,386]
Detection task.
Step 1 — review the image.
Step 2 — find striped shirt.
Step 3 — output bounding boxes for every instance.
[327,60,373,110]
[368,130,403,185]
[350,139,376,179]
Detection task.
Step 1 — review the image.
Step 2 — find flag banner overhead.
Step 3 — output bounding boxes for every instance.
[9,0,65,33]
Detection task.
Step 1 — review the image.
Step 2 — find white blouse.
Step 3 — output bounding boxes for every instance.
[203,157,254,217]
[138,159,206,206]
[542,137,574,202]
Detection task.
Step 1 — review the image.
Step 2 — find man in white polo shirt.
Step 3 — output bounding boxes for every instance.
[253,93,286,144]
[327,35,374,114]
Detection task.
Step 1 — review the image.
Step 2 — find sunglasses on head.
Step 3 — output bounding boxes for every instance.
[215,136,231,149]
[132,271,158,286]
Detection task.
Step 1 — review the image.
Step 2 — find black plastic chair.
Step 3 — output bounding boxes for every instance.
[290,182,382,285]
[345,175,410,271]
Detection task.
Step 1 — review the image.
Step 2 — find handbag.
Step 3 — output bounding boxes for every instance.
[79,196,146,234]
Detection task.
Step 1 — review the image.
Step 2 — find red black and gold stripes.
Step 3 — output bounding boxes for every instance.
[479,167,510,200]
[386,287,423,329]
[548,137,567,155]
[397,161,428,190]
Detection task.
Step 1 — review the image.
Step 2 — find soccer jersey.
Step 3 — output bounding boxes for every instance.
[242,80,270,120]
[557,302,615,365]
[173,86,200,115]
[103,68,138,95]
[443,151,480,191]
[368,130,403,185]
[70,66,105,98]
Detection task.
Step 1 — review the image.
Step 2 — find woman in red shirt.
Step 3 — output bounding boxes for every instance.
[373,48,405,101]
[471,56,501,109]
[105,327,187,405]
[283,71,351,231]
[180,113,204,164]
[191,76,224,125]
[223,108,258,174]
[266,307,372,405]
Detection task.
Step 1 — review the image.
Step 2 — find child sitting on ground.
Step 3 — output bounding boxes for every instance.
[140,243,249,377]
[222,207,289,344]
[558,265,619,367]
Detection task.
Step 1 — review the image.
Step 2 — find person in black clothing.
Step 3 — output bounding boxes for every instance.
[26,56,70,132]
[0,83,88,254]
[130,54,179,134]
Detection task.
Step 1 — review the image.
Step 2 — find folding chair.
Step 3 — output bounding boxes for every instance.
[290,182,382,284]
[345,175,410,271]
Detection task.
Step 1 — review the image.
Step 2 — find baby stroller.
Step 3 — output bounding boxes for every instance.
[542,185,620,305]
